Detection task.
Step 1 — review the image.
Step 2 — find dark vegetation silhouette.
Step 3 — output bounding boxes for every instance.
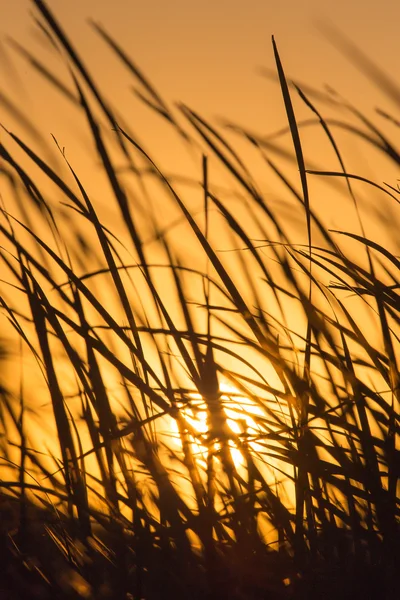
[0,1,399,598]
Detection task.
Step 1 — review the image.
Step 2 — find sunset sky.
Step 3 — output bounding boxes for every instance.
[3,0,400,127]
[1,1,399,553]
[1,0,400,242]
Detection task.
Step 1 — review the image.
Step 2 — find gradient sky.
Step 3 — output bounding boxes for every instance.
[3,0,400,122]
[1,0,400,241]
[1,0,399,464]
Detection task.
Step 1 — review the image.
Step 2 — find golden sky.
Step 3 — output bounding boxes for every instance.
[1,0,400,244]
[1,0,399,512]
[3,0,400,127]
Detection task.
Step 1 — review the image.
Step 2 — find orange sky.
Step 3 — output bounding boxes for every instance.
[1,0,400,245]
[1,0,399,503]
[3,0,400,127]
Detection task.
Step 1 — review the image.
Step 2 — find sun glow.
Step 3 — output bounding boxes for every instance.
[2,3,399,596]
[167,381,288,489]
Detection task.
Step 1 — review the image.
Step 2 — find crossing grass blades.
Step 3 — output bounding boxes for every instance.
[0,1,399,598]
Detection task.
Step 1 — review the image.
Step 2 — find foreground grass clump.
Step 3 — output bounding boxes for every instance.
[0,1,399,598]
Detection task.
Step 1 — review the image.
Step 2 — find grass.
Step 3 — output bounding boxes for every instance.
[0,1,399,598]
